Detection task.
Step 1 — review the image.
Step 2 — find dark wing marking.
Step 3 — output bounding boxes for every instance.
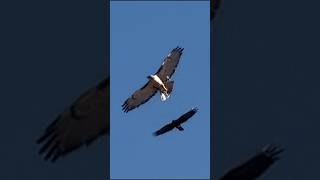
[122,81,157,113]
[155,47,184,82]
[96,77,109,90]
[164,80,174,95]
[153,122,175,136]
[211,0,222,20]
[37,78,109,162]
[176,107,199,124]
[220,144,284,180]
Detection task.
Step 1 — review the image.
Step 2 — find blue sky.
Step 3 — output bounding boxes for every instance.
[110,1,210,179]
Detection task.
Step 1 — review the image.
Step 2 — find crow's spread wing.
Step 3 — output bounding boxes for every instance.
[176,107,199,124]
[153,122,176,136]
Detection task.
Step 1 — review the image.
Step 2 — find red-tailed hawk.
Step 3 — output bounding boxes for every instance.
[153,107,198,136]
[122,46,184,113]
[37,77,110,162]
[220,144,284,180]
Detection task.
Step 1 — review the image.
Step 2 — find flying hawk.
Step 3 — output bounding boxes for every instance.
[153,107,198,136]
[122,46,184,113]
[37,77,110,162]
[220,144,284,180]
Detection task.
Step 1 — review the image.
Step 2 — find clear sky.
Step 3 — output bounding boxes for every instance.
[110,1,210,179]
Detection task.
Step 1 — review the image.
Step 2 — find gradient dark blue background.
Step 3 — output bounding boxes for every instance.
[213,0,320,179]
[0,0,109,179]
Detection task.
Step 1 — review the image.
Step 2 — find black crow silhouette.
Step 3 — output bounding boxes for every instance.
[122,47,183,113]
[153,107,198,136]
[37,77,110,162]
[220,144,284,180]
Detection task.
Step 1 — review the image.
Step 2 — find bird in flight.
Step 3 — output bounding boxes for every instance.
[153,107,198,136]
[37,77,110,162]
[122,46,184,113]
[219,144,284,180]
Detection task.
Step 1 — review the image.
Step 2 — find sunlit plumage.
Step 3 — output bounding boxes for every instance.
[122,47,183,113]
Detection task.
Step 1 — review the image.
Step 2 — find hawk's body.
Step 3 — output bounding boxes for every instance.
[122,47,184,113]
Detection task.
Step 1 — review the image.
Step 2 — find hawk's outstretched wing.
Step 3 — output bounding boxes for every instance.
[122,81,157,113]
[155,47,184,82]
[37,78,110,162]
[220,144,284,180]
